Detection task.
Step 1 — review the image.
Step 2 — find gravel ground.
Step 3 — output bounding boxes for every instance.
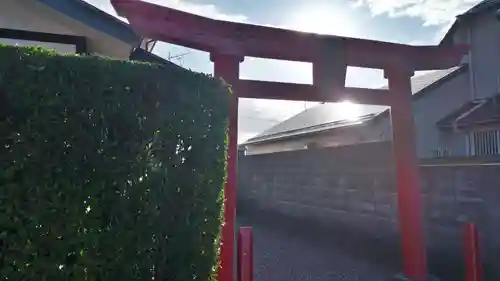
[237,213,395,281]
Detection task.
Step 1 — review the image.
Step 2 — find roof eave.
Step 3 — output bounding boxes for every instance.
[438,118,500,131]
[440,2,500,46]
[439,20,459,46]
[244,130,328,146]
[244,116,375,145]
[36,0,141,46]
[364,65,468,121]
[439,14,472,46]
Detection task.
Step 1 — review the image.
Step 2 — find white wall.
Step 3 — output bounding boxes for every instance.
[371,72,470,158]
[412,72,470,157]
[0,0,76,35]
[469,12,500,99]
[453,10,500,100]
[0,0,135,59]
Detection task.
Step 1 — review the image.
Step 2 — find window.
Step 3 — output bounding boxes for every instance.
[468,129,500,156]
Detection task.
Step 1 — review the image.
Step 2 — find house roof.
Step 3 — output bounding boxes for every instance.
[437,94,500,130]
[440,0,500,45]
[34,1,180,68]
[246,112,383,145]
[36,0,140,45]
[245,66,467,145]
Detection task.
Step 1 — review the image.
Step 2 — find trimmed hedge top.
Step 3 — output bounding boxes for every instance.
[0,45,229,281]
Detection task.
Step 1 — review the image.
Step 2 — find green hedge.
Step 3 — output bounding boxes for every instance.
[0,45,229,281]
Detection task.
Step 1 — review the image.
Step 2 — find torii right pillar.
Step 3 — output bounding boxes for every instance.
[385,66,428,281]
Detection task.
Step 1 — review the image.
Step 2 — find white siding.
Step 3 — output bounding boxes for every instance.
[351,71,470,158]
[412,72,470,157]
[0,0,135,59]
[466,11,500,99]
[0,0,76,35]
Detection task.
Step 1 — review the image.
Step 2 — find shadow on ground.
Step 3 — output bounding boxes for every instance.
[238,201,497,281]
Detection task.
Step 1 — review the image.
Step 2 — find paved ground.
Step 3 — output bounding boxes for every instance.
[237,212,396,281]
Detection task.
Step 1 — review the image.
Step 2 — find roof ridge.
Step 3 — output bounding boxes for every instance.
[36,0,140,45]
[247,112,378,143]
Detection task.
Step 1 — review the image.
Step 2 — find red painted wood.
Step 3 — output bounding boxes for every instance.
[236,80,392,105]
[110,0,467,70]
[211,53,243,281]
[109,1,470,280]
[464,223,483,281]
[386,68,428,280]
[238,227,253,281]
[313,37,347,98]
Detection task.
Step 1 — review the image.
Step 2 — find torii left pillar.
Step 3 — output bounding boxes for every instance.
[211,53,244,281]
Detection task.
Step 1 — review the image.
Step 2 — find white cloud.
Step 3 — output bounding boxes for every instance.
[284,3,361,37]
[352,0,480,26]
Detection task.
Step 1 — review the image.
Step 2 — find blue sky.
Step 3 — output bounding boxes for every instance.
[87,0,481,142]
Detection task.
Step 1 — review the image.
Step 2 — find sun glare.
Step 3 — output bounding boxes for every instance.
[286,4,358,37]
[336,101,362,121]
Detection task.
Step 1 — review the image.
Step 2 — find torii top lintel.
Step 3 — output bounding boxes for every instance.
[111,0,467,71]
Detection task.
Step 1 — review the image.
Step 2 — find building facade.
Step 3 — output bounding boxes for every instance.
[0,0,141,58]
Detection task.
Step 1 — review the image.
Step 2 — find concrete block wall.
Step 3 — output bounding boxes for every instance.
[238,142,500,279]
[239,142,396,235]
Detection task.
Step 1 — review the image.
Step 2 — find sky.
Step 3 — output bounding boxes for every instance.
[85,0,482,142]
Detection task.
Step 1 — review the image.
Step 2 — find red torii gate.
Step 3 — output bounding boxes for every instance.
[110,1,468,280]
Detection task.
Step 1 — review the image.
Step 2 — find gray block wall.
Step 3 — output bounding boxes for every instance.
[238,142,500,279]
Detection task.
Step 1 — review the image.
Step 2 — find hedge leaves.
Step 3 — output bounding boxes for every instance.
[0,45,229,281]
